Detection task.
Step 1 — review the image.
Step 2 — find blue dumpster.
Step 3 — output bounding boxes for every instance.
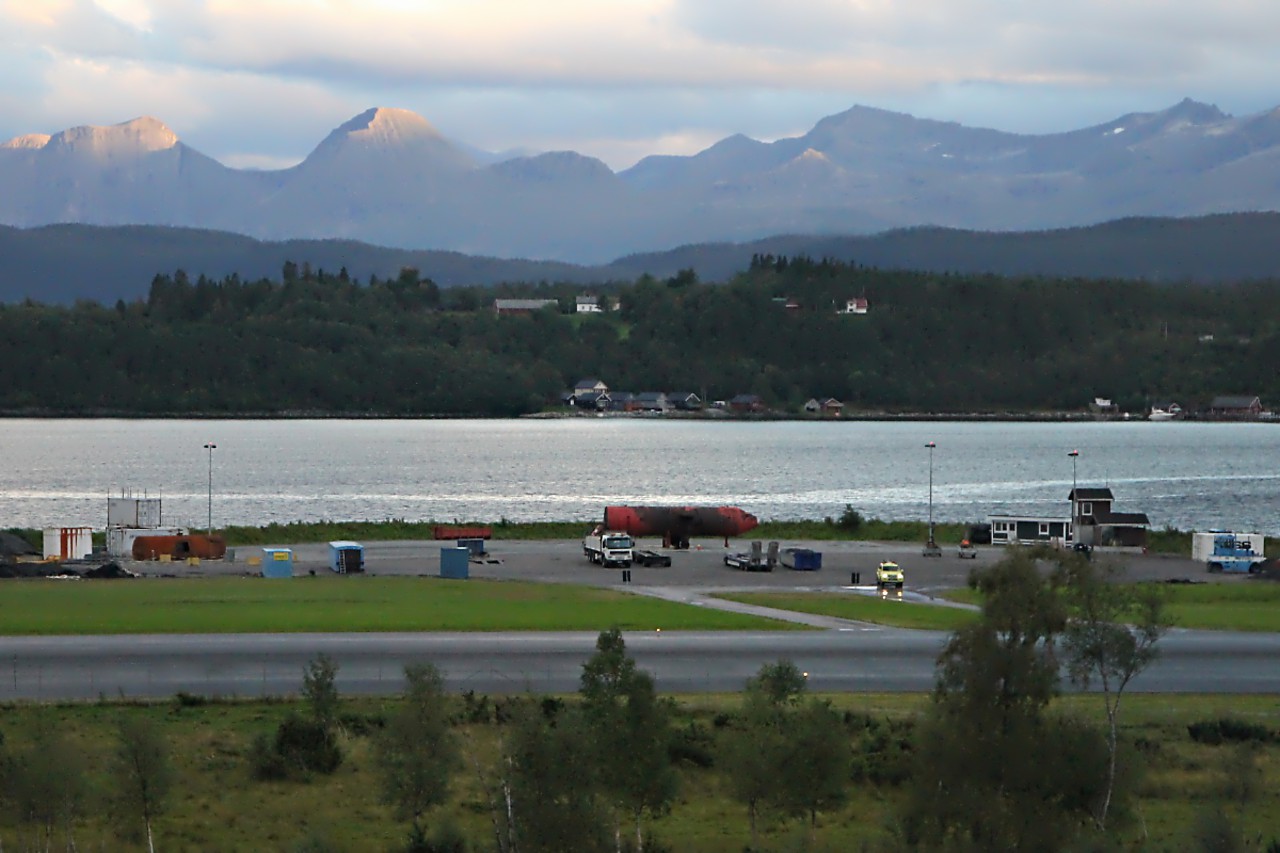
[782,548,822,571]
[262,547,294,578]
[328,540,365,574]
[440,547,470,579]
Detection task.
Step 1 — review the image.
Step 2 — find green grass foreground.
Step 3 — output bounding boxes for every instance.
[714,591,980,631]
[0,693,1275,850]
[0,577,799,635]
[942,582,1280,632]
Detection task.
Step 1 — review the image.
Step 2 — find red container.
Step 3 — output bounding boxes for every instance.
[432,525,493,541]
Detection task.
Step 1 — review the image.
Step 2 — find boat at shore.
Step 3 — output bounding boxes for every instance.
[1149,403,1183,421]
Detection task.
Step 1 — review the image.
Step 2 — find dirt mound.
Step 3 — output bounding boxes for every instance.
[83,562,138,579]
[0,563,76,579]
[0,531,39,557]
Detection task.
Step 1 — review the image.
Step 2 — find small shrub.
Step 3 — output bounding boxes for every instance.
[1188,718,1274,745]
[250,731,288,781]
[837,504,864,532]
[539,696,564,721]
[460,690,492,725]
[252,714,343,779]
[338,712,385,736]
[712,712,732,729]
[669,722,715,769]
[174,691,209,708]
[405,818,468,853]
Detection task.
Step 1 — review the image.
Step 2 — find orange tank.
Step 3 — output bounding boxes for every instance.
[131,535,227,561]
[603,506,759,548]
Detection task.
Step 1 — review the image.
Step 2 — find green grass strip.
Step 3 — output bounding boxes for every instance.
[939,582,1280,633]
[714,591,979,631]
[0,577,799,635]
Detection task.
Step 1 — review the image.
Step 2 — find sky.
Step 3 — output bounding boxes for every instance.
[2,0,1279,171]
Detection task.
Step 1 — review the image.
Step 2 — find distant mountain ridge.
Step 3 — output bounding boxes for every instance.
[4,100,1280,261]
[5,213,1280,305]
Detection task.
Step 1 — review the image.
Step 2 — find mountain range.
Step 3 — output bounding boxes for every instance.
[4,99,1280,263]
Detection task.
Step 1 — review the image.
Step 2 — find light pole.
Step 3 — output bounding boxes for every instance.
[926,441,936,548]
[203,442,217,534]
[1068,449,1079,543]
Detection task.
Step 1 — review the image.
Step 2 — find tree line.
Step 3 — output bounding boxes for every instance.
[0,258,1278,415]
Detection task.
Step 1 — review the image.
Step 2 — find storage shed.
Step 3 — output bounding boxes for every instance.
[328,541,365,574]
[440,547,470,579]
[262,548,294,578]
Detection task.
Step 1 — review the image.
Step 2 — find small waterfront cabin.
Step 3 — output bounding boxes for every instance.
[988,515,1073,547]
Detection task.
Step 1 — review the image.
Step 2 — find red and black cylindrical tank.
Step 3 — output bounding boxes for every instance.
[603,506,759,548]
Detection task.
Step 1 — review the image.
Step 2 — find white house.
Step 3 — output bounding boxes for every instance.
[576,296,602,313]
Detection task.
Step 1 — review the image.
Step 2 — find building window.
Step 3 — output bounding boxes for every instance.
[1081,501,1093,516]
[1039,522,1050,536]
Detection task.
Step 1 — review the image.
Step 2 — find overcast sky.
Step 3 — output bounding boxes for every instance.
[2,0,1278,170]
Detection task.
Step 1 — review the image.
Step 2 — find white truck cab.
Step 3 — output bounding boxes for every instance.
[583,528,635,568]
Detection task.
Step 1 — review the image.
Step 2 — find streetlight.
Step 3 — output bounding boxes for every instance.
[1068,449,1079,543]
[925,441,936,549]
[203,442,217,534]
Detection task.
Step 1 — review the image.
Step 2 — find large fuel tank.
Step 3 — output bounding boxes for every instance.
[603,506,759,548]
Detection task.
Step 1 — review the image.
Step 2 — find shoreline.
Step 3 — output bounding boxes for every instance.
[0,408,1267,423]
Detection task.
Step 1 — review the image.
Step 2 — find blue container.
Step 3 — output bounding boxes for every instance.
[262,547,294,578]
[440,547,470,579]
[783,548,822,570]
[328,540,365,574]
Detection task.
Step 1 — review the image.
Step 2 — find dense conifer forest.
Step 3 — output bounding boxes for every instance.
[1,257,1276,415]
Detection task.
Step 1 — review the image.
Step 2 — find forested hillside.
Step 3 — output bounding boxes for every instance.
[1,259,1276,415]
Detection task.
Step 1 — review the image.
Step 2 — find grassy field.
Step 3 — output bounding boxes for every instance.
[714,591,979,631]
[0,577,800,635]
[0,692,1275,851]
[941,582,1280,632]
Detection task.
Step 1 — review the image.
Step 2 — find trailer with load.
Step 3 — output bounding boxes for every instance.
[583,529,634,568]
[1193,531,1266,574]
[725,541,777,572]
[957,540,977,559]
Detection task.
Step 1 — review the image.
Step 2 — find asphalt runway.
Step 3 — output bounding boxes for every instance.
[0,628,1277,701]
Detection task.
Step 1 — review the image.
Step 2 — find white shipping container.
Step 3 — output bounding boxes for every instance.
[43,527,93,560]
[1192,531,1265,562]
[107,497,163,528]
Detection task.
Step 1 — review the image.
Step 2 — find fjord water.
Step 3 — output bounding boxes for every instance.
[0,419,1276,534]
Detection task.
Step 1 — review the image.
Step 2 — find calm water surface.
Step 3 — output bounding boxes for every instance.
[0,419,1276,534]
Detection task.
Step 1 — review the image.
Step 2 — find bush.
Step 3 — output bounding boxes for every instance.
[1187,718,1275,745]
[669,722,715,768]
[837,505,864,532]
[251,714,344,779]
[460,690,492,725]
[404,818,468,853]
[275,714,343,774]
[338,712,385,736]
[250,731,289,781]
